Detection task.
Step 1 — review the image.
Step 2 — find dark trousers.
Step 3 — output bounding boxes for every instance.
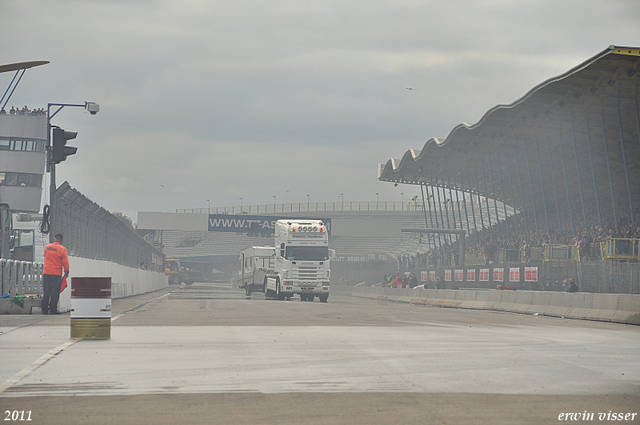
[42,274,62,314]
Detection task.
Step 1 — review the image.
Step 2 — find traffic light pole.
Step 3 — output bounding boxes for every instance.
[46,102,99,242]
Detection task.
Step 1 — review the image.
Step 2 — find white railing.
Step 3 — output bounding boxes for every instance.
[178,200,458,215]
[1,259,44,296]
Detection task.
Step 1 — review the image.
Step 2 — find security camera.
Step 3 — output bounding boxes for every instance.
[85,102,99,115]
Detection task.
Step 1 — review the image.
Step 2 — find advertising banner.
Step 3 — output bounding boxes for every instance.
[493,268,504,282]
[467,269,476,282]
[479,269,490,282]
[208,214,331,234]
[524,267,538,282]
[454,270,464,281]
[444,270,452,281]
[429,271,436,282]
[509,267,520,282]
[421,271,428,282]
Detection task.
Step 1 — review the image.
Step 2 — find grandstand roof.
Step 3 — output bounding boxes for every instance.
[0,61,49,74]
[378,46,640,235]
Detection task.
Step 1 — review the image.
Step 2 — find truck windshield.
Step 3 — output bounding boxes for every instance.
[285,246,329,261]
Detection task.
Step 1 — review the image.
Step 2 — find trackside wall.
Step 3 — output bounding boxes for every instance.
[0,256,167,314]
[56,256,168,312]
[332,285,640,325]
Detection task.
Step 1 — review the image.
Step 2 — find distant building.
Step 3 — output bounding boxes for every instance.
[0,112,47,212]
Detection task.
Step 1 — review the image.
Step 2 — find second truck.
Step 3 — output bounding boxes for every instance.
[237,219,331,302]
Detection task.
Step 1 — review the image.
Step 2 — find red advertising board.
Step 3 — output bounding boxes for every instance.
[454,270,464,281]
[493,268,504,282]
[467,269,476,281]
[479,269,490,282]
[509,268,520,282]
[444,270,452,282]
[524,267,538,282]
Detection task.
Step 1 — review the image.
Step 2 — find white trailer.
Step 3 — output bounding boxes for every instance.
[265,219,331,302]
[237,246,275,296]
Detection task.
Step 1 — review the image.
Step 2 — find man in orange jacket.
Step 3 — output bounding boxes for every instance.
[41,233,70,314]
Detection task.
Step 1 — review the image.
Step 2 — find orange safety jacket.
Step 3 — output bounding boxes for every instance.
[44,241,70,276]
[392,277,402,288]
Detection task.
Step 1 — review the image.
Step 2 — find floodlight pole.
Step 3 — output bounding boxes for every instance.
[46,101,98,242]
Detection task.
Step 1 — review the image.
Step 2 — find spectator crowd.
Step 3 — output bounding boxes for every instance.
[0,106,47,115]
[398,196,640,269]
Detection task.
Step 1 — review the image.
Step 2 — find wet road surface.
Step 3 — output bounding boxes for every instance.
[1,282,639,424]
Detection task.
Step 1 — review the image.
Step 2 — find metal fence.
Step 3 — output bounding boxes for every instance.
[1,259,43,296]
[177,199,516,216]
[53,181,164,271]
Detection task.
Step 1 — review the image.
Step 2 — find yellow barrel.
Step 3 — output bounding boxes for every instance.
[70,277,112,340]
[70,318,111,339]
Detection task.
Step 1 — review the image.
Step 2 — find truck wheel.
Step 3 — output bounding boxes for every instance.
[276,280,285,301]
[170,275,180,285]
[319,294,329,303]
[264,278,273,298]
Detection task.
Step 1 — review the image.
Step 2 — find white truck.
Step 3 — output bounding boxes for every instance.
[237,219,331,302]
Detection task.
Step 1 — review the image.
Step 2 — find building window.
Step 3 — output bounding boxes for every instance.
[0,138,45,152]
[0,172,42,187]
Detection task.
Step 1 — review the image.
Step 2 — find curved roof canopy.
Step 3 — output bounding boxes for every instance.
[0,61,49,74]
[379,46,640,235]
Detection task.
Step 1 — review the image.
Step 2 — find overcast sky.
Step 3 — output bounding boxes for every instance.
[2,0,639,222]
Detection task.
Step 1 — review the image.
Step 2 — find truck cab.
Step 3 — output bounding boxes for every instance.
[266,219,331,302]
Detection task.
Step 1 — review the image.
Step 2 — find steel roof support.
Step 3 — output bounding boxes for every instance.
[466,166,481,243]
[495,155,511,242]
[487,154,501,243]
[523,142,539,235]
[427,184,439,232]
[456,169,473,241]
[571,120,589,233]
[473,163,486,244]
[558,129,576,235]
[514,147,530,237]
[634,96,640,231]
[0,68,24,109]
[505,151,520,240]
[585,116,603,228]
[427,184,438,248]
[547,136,563,238]
[600,113,618,230]
[419,184,433,250]
[453,174,465,239]
[480,160,493,240]
[435,182,449,245]
[401,228,466,267]
[535,138,551,238]
[444,182,453,241]
[447,182,457,235]
[617,106,637,232]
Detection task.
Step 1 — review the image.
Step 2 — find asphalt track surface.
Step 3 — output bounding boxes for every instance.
[1,282,639,425]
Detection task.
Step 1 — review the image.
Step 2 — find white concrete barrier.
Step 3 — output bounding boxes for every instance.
[335,285,640,325]
[57,256,168,313]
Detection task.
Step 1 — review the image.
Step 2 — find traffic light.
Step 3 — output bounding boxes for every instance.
[51,127,78,164]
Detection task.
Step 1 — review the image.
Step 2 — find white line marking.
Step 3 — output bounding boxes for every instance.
[0,340,79,394]
[0,290,171,393]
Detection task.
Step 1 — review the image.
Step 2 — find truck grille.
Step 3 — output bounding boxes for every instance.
[296,266,318,280]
